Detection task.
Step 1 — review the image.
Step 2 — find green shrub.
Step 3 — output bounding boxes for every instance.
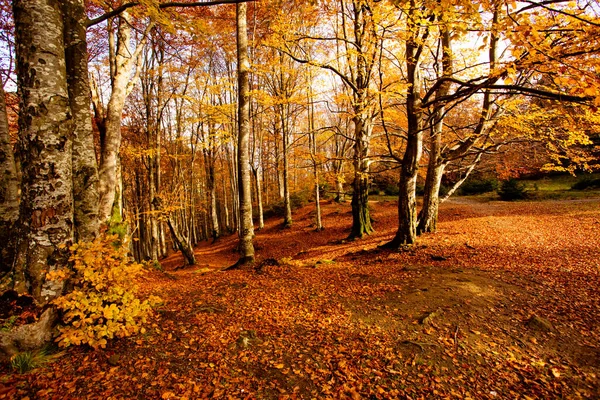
[10,348,49,373]
[459,178,499,195]
[50,234,161,349]
[498,179,528,201]
[571,176,600,190]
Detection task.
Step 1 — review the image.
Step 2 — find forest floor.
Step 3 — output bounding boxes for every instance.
[2,197,600,399]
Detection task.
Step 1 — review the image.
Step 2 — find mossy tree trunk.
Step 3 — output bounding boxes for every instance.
[12,0,74,304]
[348,114,374,239]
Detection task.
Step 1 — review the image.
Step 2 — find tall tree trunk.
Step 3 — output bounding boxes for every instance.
[388,22,424,248]
[233,2,254,266]
[281,106,292,228]
[62,0,100,242]
[349,115,373,239]
[417,20,452,235]
[387,3,429,249]
[12,0,74,304]
[98,12,149,223]
[308,90,323,231]
[0,87,19,277]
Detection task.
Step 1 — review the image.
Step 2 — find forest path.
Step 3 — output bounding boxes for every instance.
[4,197,600,399]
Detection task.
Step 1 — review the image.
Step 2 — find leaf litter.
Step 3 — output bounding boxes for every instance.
[1,198,599,399]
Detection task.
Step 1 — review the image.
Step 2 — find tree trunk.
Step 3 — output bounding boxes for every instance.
[62,0,100,242]
[387,13,425,249]
[208,162,220,240]
[165,216,196,266]
[233,2,254,266]
[308,98,323,231]
[417,21,452,235]
[253,167,265,230]
[348,115,373,239]
[12,0,74,304]
[282,106,292,228]
[154,197,195,265]
[98,12,149,223]
[0,87,20,277]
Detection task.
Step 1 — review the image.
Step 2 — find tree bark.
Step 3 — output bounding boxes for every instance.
[62,0,100,242]
[0,87,20,277]
[281,105,292,228]
[12,0,74,304]
[417,23,452,235]
[253,167,265,230]
[388,12,424,248]
[349,115,373,239]
[98,12,150,223]
[233,2,255,266]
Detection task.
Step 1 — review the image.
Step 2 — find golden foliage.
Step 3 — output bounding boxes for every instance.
[51,235,161,349]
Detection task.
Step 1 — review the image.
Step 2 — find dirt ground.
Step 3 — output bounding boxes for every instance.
[1,197,599,399]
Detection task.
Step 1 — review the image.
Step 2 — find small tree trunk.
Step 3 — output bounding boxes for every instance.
[282,108,292,228]
[165,216,196,265]
[335,176,345,202]
[208,163,220,240]
[253,167,265,230]
[0,87,20,276]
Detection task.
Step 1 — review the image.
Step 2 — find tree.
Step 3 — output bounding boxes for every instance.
[64,0,101,242]
[234,1,255,266]
[0,86,18,277]
[11,0,74,303]
[276,0,391,239]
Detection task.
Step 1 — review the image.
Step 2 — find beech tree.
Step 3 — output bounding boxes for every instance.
[11,0,76,303]
[234,1,255,265]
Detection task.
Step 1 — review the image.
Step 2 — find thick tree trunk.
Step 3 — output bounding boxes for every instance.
[417,160,445,235]
[390,132,422,247]
[62,0,100,242]
[233,2,254,266]
[0,87,20,277]
[417,22,452,235]
[12,0,74,304]
[348,115,373,239]
[387,14,426,249]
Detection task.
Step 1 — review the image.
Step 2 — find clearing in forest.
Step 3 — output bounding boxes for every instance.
[1,198,599,399]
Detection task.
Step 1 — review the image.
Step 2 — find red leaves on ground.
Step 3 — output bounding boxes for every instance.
[2,198,599,399]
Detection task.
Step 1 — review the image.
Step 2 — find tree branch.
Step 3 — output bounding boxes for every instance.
[87,0,256,27]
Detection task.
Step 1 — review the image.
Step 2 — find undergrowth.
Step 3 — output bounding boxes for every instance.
[49,234,161,350]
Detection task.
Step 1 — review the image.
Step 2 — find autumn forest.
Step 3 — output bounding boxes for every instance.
[0,0,599,398]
